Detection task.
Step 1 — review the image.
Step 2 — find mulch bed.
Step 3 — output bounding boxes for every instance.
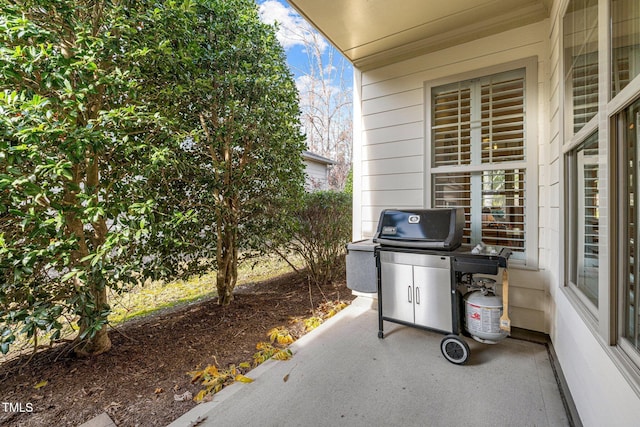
[0,271,354,427]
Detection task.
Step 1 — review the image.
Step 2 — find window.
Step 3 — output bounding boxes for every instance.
[430,68,529,260]
[612,0,640,97]
[566,132,600,310]
[563,0,599,136]
[563,0,601,313]
[620,98,640,357]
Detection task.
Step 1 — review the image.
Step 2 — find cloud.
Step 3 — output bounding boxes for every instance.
[258,0,327,52]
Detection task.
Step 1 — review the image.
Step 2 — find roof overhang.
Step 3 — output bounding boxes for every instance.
[302,151,336,165]
[285,0,552,71]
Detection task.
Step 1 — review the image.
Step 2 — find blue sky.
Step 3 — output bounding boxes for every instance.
[257,0,352,81]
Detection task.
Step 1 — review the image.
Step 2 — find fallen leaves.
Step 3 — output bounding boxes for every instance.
[188,363,253,403]
[33,380,48,390]
[268,327,294,345]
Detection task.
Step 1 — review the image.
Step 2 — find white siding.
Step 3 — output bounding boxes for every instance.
[304,161,329,190]
[356,20,550,333]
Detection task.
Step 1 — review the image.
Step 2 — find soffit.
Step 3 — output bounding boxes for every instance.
[286,0,551,70]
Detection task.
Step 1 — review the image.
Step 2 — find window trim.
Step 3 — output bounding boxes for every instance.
[425,57,539,269]
[564,132,600,317]
[560,0,607,329]
[615,96,640,367]
[561,0,640,387]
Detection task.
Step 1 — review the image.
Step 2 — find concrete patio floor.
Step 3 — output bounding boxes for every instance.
[168,297,574,427]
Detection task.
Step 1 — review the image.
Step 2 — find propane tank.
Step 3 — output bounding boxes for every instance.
[464,282,508,344]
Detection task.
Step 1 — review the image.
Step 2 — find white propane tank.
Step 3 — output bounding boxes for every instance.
[464,289,508,344]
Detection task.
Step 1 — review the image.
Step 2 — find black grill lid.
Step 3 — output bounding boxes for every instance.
[373,208,464,250]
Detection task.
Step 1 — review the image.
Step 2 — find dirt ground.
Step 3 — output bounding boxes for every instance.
[0,271,355,427]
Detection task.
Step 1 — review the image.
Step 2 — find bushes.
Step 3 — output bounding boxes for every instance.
[285,191,352,286]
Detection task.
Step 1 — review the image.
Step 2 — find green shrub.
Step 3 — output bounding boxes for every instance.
[343,168,353,196]
[286,191,352,286]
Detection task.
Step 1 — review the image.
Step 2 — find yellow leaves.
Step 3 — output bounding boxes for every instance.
[319,300,348,320]
[268,327,293,345]
[252,342,293,366]
[188,362,253,403]
[304,316,322,332]
[326,301,348,318]
[205,365,220,377]
[272,348,293,361]
[189,303,355,404]
[234,374,253,383]
[299,300,349,332]
[33,380,48,390]
[193,390,210,403]
[188,370,204,384]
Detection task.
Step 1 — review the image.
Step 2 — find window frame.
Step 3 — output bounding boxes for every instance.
[615,96,640,371]
[425,57,539,269]
[565,131,601,317]
[561,0,640,388]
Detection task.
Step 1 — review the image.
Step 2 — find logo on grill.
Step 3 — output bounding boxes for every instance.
[408,215,420,224]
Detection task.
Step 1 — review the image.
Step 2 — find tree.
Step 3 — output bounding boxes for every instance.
[138,0,306,305]
[0,0,304,358]
[0,0,193,356]
[258,1,353,190]
[295,35,352,190]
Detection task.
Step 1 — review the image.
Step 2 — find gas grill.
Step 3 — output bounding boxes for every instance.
[372,208,511,365]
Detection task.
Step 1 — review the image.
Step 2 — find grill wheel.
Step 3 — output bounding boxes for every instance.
[440,335,470,365]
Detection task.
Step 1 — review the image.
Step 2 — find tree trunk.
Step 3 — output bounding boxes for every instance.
[216,225,238,306]
[74,282,112,357]
[75,327,112,357]
[64,158,112,357]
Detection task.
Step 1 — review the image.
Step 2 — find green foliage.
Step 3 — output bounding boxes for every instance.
[343,168,353,196]
[0,0,305,355]
[0,0,185,356]
[285,191,352,286]
[136,0,306,305]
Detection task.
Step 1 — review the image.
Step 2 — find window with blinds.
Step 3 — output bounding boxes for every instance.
[612,0,640,97]
[622,101,640,351]
[567,132,599,308]
[569,52,599,134]
[433,86,471,166]
[481,78,525,163]
[433,173,472,245]
[563,0,598,136]
[431,69,527,256]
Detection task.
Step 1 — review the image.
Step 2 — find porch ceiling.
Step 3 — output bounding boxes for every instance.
[285,0,551,70]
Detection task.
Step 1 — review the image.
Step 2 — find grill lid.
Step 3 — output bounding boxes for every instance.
[373,208,464,249]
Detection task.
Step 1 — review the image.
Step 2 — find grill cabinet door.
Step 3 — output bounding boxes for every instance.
[413,260,453,333]
[380,261,414,324]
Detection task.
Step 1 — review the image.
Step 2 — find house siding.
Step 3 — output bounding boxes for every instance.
[355,20,550,333]
[304,161,330,190]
